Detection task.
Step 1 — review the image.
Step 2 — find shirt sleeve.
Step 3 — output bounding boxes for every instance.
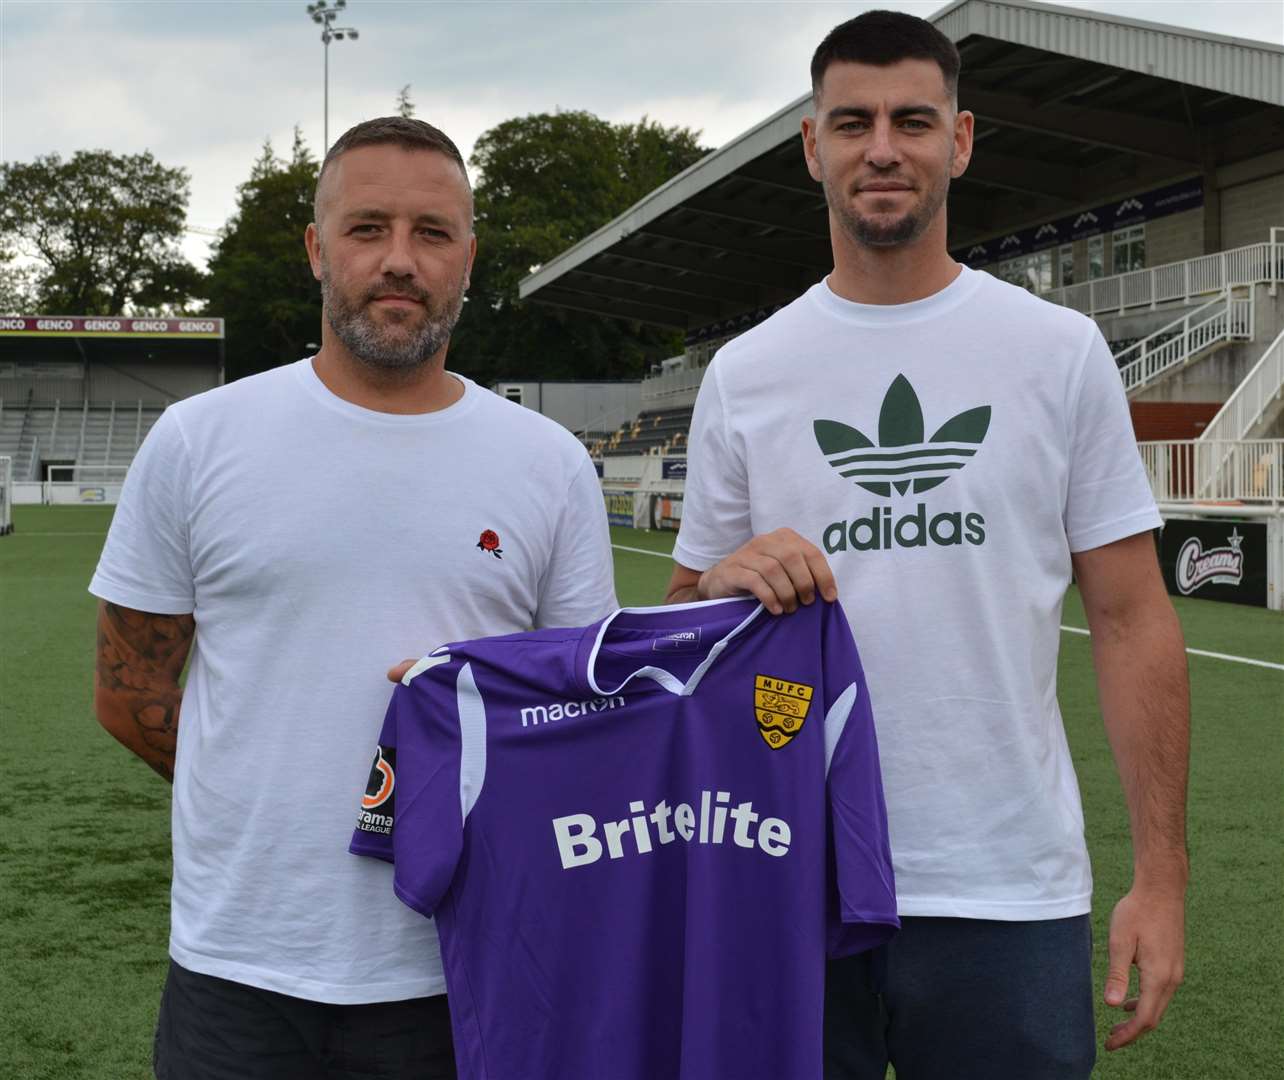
[1064,325,1163,553]
[88,407,195,613]
[672,359,754,572]
[820,600,900,958]
[534,453,618,629]
[349,664,470,919]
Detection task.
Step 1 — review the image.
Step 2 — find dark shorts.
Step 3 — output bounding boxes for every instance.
[824,915,1096,1080]
[153,960,457,1080]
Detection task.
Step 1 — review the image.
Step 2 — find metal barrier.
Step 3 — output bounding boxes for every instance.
[641,365,706,404]
[1199,328,1284,443]
[1116,290,1253,394]
[1049,237,1283,317]
[1139,440,1282,504]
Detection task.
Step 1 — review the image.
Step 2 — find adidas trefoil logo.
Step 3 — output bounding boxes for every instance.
[814,374,990,497]
[814,376,992,554]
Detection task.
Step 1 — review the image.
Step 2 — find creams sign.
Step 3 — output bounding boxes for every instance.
[1159,519,1267,608]
[1175,530,1244,594]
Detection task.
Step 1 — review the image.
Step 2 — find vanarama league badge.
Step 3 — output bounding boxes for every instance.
[754,675,813,749]
[356,746,396,836]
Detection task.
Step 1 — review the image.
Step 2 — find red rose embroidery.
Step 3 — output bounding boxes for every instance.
[477,530,503,558]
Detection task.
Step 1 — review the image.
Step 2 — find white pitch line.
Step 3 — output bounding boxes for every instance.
[610,542,1284,673]
[10,532,110,537]
[1059,625,1283,671]
[612,543,674,558]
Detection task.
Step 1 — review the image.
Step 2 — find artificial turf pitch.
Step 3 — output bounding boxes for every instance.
[2,505,1281,1079]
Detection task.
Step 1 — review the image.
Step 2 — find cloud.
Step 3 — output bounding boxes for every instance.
[4,0,1280,272]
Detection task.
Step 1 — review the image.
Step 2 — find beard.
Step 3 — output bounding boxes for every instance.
[825,158,953,250]
[320,261,467,372]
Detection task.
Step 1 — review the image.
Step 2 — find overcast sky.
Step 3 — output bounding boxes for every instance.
[3,0,1282,269]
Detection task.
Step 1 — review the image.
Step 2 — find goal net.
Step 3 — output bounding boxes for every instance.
[44,463,129,506]
[0,455,12,535]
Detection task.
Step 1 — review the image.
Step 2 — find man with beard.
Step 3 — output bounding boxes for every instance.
[90,117,615,1080]
[666,12,1189,1078]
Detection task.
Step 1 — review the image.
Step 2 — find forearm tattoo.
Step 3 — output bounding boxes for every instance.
[96,602,195,782]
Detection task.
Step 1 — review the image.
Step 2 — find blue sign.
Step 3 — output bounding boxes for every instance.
[953,178,1204,266]
[662,459,687,480]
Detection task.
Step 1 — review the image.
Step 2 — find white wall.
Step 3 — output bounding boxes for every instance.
[492,381,642,435]
[1221,174,1284,251]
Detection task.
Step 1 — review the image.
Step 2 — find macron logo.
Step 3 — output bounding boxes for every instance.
[521,695,625,727]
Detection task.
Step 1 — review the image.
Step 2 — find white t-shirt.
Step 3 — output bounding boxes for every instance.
[90,358,617,1003]
[674,267,1161,921]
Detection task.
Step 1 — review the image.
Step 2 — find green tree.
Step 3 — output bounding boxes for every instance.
[0,149,200,315]
[450,111,707,384]
[396,84,415,118]
[203,130,321,382]
[0,243,36,315]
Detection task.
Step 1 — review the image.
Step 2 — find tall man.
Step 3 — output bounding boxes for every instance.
[91,117,616,1080]
[667,12,1189,1078]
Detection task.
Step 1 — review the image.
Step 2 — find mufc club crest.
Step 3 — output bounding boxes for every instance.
[754,675,814,750]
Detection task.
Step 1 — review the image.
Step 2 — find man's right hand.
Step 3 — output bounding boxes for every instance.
[387,660,416,683]
[665,528,837,615]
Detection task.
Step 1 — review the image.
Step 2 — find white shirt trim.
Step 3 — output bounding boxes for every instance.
[585,597,765,698]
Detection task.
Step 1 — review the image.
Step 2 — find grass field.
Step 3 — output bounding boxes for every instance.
[2,505,1281,1079]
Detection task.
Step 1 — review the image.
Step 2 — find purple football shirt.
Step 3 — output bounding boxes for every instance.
[350,597,898,1080]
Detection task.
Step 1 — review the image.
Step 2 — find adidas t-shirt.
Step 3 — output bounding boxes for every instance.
[350,597,898,1080]
[674,267,1163,921]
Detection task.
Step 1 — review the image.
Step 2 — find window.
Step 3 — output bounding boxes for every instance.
[996,251,1053,295]
[1088,235,1105,280]
[1058,245,1074,287]
[1112,225,1145,274]
[503,386,524,404]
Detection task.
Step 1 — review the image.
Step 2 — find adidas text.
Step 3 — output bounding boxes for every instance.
[824,503,986,553]
[553,790,791,869]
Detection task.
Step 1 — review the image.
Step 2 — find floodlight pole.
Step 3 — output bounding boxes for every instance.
[306,0,359,152]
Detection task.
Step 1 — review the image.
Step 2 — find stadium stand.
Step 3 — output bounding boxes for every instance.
[0,318,222,496]
[0,397,169,481]
[524,0,1284,464]
[599,405,693,457]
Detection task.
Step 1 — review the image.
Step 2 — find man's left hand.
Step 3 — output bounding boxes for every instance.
[1103,884,1186,1050]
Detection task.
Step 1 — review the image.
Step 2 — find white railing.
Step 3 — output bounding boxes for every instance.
[1139,440,1282,504]
[575,401,641,445]
[74,399,88,462]
[641,364,706,404]
[1116,290,1253,395]
[1048,237,1284,316]
[103,400,117,463]
[1199,328,1284,444]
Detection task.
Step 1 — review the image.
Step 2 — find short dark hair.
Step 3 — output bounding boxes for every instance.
[314,116,472,225]
[811,10,961,103]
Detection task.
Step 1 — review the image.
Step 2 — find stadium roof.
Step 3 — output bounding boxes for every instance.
[519,0,1284,331]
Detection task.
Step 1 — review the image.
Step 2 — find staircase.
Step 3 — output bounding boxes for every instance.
[1116,289,1254,397]
[1199,327,1284,443]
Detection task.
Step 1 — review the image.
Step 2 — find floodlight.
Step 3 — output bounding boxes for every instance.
[304,1,359,151]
